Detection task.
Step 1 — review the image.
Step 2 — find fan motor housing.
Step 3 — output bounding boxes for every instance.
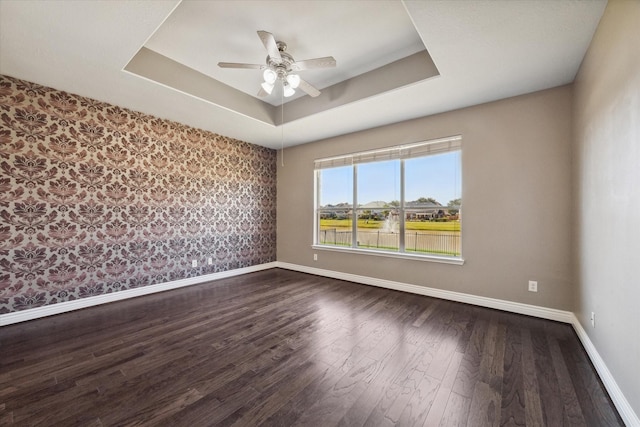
[267,48,295,79]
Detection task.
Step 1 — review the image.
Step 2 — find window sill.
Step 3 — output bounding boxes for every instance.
[311,245,465,265]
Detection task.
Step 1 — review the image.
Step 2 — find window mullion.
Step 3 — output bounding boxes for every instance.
[314,170,319,245]
[399,159,405,252]
[352,165,358,248]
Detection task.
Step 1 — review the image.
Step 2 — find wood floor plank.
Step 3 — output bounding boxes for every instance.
[521,328,544,426]
[558,335,624,426]
[439,391,472,426]
[161,381,255,426]
[467,380,501,427]
[383,362,429,425]
[293,355,378,426]
[360,304,457,426]
[411,299,439,328]
[336,337,421,426]
[529,328,563,427]
[422,350,464,427]
[262,361,342,426]
[0,268,624,426]
[229,359,331,426]
[426,323,461,381]
[0,402,14,425]
[452,317,488,398]
[109,387,204,427]
[547,334,588,426]
[500,323,526,426]
[396,372,440,426]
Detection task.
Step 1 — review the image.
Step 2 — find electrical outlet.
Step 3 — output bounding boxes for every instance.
[528,280,538,292]
[591,312,595,328]
[207,257,213,265]
[313,253,318,261]
[192,260,198,268]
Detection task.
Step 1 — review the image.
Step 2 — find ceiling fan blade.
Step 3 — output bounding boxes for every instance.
[257,87,269,98]
[218,62,265,69]
[257,30,282,62]
[291,56,336,71]
[298,78,321,98]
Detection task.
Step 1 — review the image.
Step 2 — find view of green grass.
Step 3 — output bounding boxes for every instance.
[319,219,460,232]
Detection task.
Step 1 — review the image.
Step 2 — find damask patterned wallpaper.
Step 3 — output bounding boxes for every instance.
[0,75,277,313]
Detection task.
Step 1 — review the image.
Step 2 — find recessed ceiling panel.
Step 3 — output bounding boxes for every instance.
[143,0,427,105]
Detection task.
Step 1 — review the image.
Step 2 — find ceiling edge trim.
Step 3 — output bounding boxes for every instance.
[124,47,276,125]
[124,46,439,128]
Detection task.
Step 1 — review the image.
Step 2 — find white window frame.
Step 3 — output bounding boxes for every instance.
[313,135,463,265]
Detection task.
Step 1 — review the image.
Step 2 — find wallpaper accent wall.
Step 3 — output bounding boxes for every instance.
[0,75,276,313]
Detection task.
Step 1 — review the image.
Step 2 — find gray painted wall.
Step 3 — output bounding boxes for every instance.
[277,85,573,311]
[573,0,640,416]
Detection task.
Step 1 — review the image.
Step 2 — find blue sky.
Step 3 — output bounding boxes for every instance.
[319,152,461,206]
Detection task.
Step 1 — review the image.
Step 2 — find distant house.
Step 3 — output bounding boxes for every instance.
[404,201,444,220]
[319,202,352,220]
[322,200,460,221]
[359,201,389,220]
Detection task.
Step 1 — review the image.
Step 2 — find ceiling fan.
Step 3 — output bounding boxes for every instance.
[218,30,336,98]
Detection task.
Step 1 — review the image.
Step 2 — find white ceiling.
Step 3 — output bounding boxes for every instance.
[0,0,606,150]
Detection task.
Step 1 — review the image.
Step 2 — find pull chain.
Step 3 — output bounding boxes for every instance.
[280,87,285,167]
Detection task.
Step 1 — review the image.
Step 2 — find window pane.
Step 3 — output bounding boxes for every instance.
[356,160,400,252]
[404,151,460,205]
[404,210,461,256]
[318,167,353,247]
[318,166,352,208]
[355,208,399,251]
[318,210,352,247]
[404,151,461,256]
[357,160,400,206]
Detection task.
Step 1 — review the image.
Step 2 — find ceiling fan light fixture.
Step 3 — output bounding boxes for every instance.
[219,31,334,99]
[286,74,301,89]
[263,68,277,84]
[283,82,295,98]
[261,81,274,94]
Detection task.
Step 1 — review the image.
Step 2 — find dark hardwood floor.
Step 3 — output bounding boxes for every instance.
[0,269,623,426]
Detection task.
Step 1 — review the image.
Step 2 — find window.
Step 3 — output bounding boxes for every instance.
[314,136,462,262]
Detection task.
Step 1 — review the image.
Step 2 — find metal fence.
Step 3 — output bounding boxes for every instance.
[318,228,460,256]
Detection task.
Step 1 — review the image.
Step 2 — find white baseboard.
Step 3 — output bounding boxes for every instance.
[0,262,278,326]
[1,261,571,326]
[571,315,640,427]
[276,262,574,323]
